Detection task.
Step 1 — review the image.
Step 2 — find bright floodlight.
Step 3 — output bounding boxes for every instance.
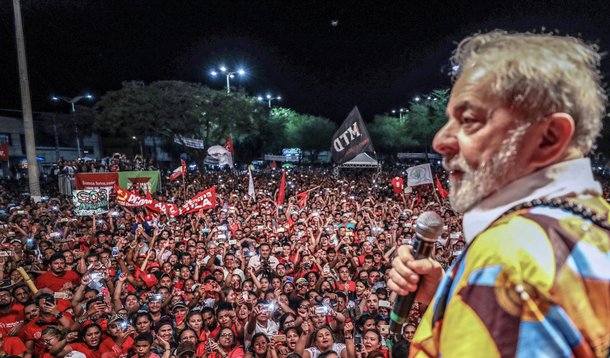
[277,96,281,100]
[391,109,396,113]
[414,96,421,102]
[219,66,227,72]
[51,96,59,101]
[237,69,245,75]
[210,70,218,76]
[85,94,94,99]
[132,136,137,140]
[266,94,272,99]
[257,96,263,101]
[427,96,431,100]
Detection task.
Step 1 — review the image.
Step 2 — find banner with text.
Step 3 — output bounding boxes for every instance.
[74,173,119,191]
[118,171,160,193]
[115,185,215,216]
[331,106,375,164]
[73,189,110,216]
[180,186,217,214]
[174,135,204,149]
[115,185,154,207]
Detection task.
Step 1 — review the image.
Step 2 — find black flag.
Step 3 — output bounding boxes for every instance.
[331,106,375,164]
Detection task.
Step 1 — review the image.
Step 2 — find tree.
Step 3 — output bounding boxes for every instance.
[268,107,337,158]
[94,81,268,162]
[370,89,449,154]
[368,115,416,153]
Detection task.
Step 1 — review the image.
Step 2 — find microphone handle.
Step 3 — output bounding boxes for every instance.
[389,236,436,335]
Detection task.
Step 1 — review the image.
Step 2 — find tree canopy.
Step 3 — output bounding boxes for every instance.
[92,81,450,162]
[369,89,449,153]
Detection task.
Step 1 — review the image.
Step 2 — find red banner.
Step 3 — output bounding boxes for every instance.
[180,186,217,214]
[75,173,119,191]
[0,144,8,161]
[115,185,154,207]
[115,185,216,217]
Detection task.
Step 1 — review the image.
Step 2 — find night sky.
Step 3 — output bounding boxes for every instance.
[1,0,610,122]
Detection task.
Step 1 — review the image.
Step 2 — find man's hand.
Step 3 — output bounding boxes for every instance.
[387,245,444,305]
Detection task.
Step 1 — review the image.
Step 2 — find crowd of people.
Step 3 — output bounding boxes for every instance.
[0,161,472,358]
[0,160,608,358]
[50,154,158,178]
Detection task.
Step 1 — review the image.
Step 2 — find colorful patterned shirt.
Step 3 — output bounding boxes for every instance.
[411,195,610,358]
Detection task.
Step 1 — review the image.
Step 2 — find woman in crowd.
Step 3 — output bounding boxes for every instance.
[208,326,245,358]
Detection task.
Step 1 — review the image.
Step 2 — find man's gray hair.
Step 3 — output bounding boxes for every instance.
[451,30,606,154]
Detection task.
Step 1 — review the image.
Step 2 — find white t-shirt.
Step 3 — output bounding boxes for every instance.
[244,319,279,350]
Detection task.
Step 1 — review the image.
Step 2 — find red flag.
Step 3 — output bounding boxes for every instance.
[224,136,234,155]
[435,174,448,199]
[169,161,186,182]
[295,191,308,208]
[0,144,9,161]
[277,171,286,205]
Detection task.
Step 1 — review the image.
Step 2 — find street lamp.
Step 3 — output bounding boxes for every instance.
[210,66,246,93]
[50,93,94,158]
[391,108,409,119]
[132,136,143,156]
[257,94,281,108]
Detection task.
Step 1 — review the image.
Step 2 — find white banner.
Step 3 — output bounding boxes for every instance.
[406,164,434,187]
[174,135,204,149]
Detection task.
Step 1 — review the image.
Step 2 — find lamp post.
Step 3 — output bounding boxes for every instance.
[391,108,409,119]
[132,136,143,157]
[258,94,281,108]
[210,66,246,93]
[51,94,94,158]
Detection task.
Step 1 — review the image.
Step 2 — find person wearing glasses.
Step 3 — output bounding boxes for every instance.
[208,326,245,358]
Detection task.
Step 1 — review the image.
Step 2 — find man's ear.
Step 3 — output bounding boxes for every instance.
[529,112,575,169]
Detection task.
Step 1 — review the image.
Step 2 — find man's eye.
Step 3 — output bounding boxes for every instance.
[462,117,475,124]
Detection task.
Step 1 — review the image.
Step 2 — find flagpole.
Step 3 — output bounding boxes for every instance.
[431,170,441,205]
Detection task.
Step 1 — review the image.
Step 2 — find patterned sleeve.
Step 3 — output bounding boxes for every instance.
[411,210,610,358]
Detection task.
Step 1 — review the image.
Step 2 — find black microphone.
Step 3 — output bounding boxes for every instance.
[390,211,443,335]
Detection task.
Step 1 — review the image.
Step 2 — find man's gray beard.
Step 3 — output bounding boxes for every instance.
[446,122,531,213]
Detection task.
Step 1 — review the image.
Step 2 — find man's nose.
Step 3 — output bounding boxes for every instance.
[432,120,459,157]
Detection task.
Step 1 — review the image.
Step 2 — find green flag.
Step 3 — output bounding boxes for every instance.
[118,171,161,193]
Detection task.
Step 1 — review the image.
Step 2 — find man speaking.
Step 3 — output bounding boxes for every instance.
[388,31,610,357]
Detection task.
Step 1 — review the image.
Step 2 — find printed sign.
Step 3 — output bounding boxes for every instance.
[73,189,109,216]
[74,173,119,191]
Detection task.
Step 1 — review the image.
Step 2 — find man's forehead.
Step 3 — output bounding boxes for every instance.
[447,68,500,115]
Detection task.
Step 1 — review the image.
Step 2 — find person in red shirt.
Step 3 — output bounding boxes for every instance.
[100,316,135,358]
[0,281,25,337]
[22,293,78,357]
[0,332,27,357]
[35,253,80,293]
[335,265,356,294]
[70,322,103,358]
